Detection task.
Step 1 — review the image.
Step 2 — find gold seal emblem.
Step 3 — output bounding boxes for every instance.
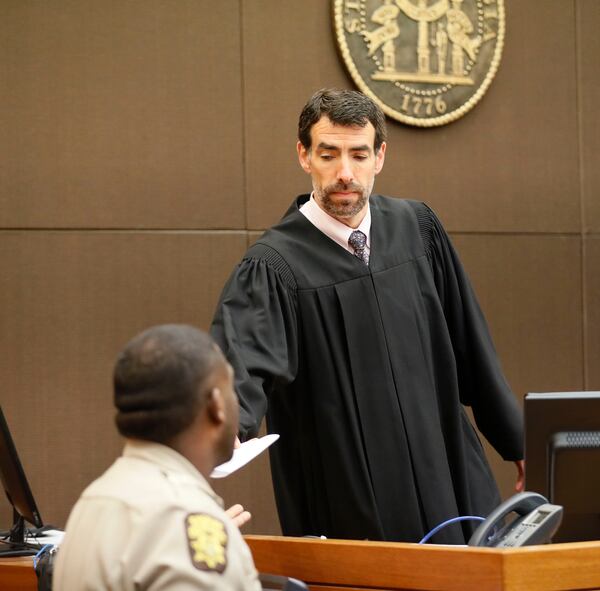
[333,0,505,126]
[185,513,228,573]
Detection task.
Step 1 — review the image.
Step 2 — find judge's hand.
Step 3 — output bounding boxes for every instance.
[235,436,259,448]
[226,504,252,529]
[514,459,525,492]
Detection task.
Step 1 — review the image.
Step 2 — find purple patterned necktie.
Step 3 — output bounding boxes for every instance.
[348,230,369,265]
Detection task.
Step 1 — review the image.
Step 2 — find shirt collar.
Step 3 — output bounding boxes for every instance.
[300,193,371,253]
[122,439,222,504]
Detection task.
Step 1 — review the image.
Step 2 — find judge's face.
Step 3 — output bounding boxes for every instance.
[297,116,386,228]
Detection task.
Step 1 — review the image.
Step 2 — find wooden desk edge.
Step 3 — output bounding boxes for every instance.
[245,535,600,591]
[0,556,37,590]
[3,536,600,591]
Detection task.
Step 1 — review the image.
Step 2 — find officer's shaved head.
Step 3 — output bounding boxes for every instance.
[113,324,224,444]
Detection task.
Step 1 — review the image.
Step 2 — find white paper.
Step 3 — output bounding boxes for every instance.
[28,529,65,546]
[210,434,280,479]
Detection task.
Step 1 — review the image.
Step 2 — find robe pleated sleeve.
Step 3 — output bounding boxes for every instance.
[211,244,298,441]
[415,202,523,461]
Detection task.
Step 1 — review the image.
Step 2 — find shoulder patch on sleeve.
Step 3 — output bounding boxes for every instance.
[185,513,228,573]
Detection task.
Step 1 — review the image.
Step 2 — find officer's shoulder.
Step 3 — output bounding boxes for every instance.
[184,511,231,573]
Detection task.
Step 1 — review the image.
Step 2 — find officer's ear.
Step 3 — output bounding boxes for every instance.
[206,388,225,426]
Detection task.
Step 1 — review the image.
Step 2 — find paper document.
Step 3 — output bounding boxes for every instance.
[29,529,65,546]
[210,434,279,479]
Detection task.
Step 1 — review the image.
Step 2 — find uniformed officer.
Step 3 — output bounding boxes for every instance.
[54,324,261,590]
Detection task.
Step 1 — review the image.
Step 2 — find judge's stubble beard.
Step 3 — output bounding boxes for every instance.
[313,180,373,220]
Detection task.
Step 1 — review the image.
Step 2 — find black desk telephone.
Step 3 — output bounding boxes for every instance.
[468,491,563,547]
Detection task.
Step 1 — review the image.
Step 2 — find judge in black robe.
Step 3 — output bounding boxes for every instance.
[211,195,523,543]
[211,89,523,544]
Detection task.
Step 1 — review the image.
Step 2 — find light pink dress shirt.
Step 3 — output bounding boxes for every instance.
[299,194,371,260]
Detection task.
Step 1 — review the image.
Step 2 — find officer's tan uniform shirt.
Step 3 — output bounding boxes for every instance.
[54,440,261,590]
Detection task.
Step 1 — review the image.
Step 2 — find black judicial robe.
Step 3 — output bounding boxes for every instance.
[211,194,523,544]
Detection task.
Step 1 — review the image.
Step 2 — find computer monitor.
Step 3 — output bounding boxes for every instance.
[0,405,44,556]
[525,392,600,543]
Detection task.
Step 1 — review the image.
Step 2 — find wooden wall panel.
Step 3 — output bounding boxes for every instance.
[378,0,580,233]
[243,0,351,229]
[0,1,245,229]
[452,233,583,499]
[453,233,584,397]
[585,238,600,390]
[244,1,580,234]
[0,231,247,528]
[578,0,600,233]
[1,0,597,543]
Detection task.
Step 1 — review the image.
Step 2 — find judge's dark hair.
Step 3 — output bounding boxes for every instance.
[298,88,387,152]
[113,324,222,444]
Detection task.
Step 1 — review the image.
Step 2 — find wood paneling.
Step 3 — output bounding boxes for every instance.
[453,233,583,396]
[585,237,600,390]
[245,536,600,591]
[0,0,597,542]
[244,1,581,234]
[578,0,600,233]
[0,558,38,591]
[377,1,581,233]
[0,1,244,229]
[242,0,350,229]
[0,231,246,527]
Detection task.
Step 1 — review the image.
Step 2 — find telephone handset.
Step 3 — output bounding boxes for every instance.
[468,491,563,547]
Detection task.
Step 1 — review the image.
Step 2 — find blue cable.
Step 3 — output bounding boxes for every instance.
[33,544,54,569]
[418,515,485,544]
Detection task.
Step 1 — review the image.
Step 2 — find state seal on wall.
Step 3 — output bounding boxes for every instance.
[333,0,505,127]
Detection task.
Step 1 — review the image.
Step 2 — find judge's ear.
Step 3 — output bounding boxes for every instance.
[374,141,387,175]
[206,388,226,426]
[297,141,312,174]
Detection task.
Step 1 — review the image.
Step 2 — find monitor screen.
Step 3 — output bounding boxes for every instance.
[0,405,43,543]
[525,392,600,543]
